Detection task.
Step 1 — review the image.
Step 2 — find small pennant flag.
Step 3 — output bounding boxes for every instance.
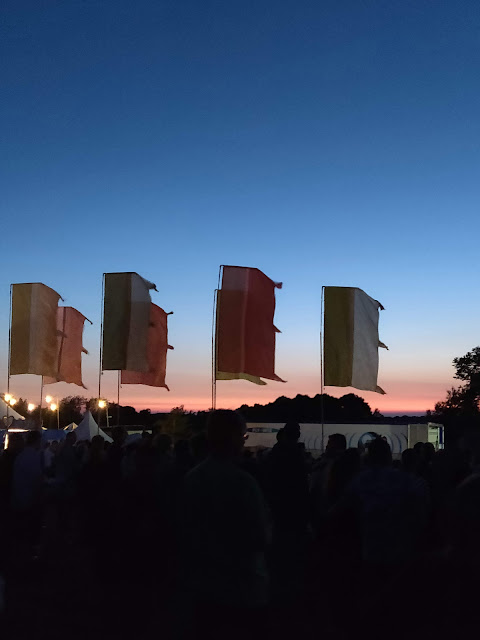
[121,303,173,390]
[102,272,156,372]
[323,286,387,394]
[216,266,285,385]
[10,283,61,377]
[43,307,89,388]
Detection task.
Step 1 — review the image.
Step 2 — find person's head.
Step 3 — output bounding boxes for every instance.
[207,410,246,457]
[8,432,24,453]
[174,439,190,458]
[327,447,361,500]
[366,437,392,467]
[26,429,42,450]
[112,426,127,446]
[413,442,426,458]
[190,433,209,463]
[276,428,285,443]
[402,448,417,473]
[326,433,347,456]
[91,435,105,455]
[424,442,435,461]
[283,421,301,443]
[66,431,77,446]
[50,440,59,454]
[154,433,172,455]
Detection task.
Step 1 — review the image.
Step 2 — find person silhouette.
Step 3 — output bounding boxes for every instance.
[180,410,270,639]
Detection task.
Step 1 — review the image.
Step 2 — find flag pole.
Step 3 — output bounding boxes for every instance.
[211,288,218,410]
[39,377,43,428]
[117,370,120,426]
[98,274,105,435]
[211,266,223,411]
[320,286,325,454]
[6,284,12,420]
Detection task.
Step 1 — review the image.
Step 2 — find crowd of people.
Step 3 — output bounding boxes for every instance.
[1,411,480,638]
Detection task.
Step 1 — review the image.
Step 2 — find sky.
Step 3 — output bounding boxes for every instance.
[1,0,479,415]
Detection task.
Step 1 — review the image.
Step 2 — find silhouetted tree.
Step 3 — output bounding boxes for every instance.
[157,406,190,440]
[435,347,480,421]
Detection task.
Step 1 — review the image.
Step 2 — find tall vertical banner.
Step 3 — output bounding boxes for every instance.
[323,286,387,394]
[43,307,89,388]
[121,304,173,390]
[216,266,285,385]
[10,283,61,377]
[102,272,157,372]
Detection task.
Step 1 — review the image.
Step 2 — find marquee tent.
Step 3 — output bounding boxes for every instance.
[74,411,112,443]
[0,398,26,425]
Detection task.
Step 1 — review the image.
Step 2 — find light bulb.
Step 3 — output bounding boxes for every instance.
[50,403,57,411]
[28,403,36,412]
[45,395,52,404]
[4,393,12,402]
[9,398,17,406]
[98,399,106,409]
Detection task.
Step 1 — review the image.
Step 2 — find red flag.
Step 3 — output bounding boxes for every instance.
[121,303,173,389]
[216,266,285,385]
[44,307,89,388]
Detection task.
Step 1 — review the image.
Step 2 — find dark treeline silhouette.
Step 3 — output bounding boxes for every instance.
[12,392,436,436]
[238,392,375,422]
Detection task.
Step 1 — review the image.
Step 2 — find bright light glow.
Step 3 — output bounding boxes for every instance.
[98,399,107,409]
[27,403,36,412]
[9,398,17,406]
[4,393,12,402]
[50,403,57,411]
[45,395,52,404]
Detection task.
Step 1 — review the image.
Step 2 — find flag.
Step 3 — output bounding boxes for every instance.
[43,307,89,388]
[216,266,285,385]
[10,283,61,377]
[102,272,156,371]
[121,303,173,390]
[323,286,387,394]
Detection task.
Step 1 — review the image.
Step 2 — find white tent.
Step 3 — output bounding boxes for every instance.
[74,411,113,443]
[0,397,26,423]
[63,422,78,432]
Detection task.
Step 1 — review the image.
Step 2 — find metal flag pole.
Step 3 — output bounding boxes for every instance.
[320,285,325,454]
[211,266,223,411]
[98,274,105,435]
[117,370,121,426]
[6,284,12,420]
[211,288,218,410]
[39,377,44,428]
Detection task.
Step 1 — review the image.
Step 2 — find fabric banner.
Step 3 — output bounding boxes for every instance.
[43,307,89,388]
[216,266,285,385]
[323,286,387,394]
[102,272,156,371]
[121,303,173,389]
[10,283,61,377]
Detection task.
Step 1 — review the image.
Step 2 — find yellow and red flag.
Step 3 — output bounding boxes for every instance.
[10,283,61,377]
[216,266,285,385]
[121,303,173,390]
[43,307,89,388]
[323,286,387,394]
[102,272,156,372]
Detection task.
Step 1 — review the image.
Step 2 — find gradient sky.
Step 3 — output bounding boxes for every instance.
[2,1,479,415]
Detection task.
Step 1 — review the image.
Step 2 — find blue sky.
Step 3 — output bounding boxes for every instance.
[2,0,479,413]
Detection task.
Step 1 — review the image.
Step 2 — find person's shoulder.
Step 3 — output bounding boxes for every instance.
[187,457,257,485]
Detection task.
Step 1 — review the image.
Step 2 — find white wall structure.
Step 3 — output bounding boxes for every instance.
[246,423,440,455]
